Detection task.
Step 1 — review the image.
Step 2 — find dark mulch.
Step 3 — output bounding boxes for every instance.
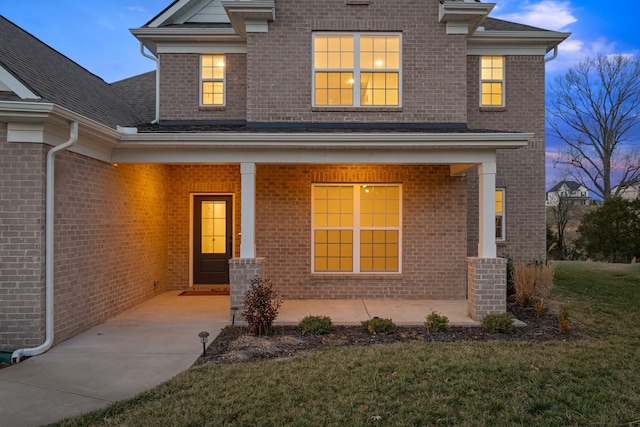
[202,301,582,365]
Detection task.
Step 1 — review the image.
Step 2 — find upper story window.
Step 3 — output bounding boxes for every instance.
[480,55,504,107]
[313,33,401,107]
[201,54,225,106]
[495,188,505,241]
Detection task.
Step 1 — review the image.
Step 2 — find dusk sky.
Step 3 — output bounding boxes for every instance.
[0,1,637,190]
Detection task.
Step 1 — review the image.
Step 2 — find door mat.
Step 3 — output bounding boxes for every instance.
[178,290,230,296]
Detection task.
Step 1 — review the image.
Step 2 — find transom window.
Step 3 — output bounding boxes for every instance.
[201,54,225,106]
[495,188,505,241]
[312,184,401,273]
[313,33,401,107]
[480,55,504,107]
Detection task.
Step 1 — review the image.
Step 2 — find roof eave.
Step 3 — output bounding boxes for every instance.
[131,27,242,55]
[469,30,571,53]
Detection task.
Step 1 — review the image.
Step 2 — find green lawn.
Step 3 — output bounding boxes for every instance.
[52,262,640,426]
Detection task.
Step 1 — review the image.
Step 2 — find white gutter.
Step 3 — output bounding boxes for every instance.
[12,121,79,364]
[140,42,160,124]
[545,46,559,62]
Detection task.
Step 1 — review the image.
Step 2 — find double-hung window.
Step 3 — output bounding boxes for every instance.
[312,184,401,273]
[200,54,225,106]
[313,33,401,107]
[480,55,504,107]
[495,188,505,241]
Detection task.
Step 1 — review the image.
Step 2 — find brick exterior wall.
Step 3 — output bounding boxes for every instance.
[159,53,247,121]
[52,154,169,344]
[466,55,547,263]
[165,164,241,289]
[255,164,468,299]
[0,124,47,349]
[245,0,467,124]
[467,257,507,320]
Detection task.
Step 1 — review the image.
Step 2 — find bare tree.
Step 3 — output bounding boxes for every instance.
[548,54,640,200]
[548,195,583,259]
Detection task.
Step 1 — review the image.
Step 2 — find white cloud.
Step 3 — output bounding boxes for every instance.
[493,0,577,31]
[126,6,146,13]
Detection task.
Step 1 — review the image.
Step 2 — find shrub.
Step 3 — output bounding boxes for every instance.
[505,256,516,296]
[513,260,555,308]
[578,197,640,263]
[242,277,282,336]
[481,313,514,333]
[558,307,571,334]
[361,317,397,335]
[425,311,449,332]
[299,315,332,335]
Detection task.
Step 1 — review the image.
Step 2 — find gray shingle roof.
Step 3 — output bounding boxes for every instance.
[0,15,141,128]
[111,71,156,125]
[482,17,550,32]
[549,181,583,192]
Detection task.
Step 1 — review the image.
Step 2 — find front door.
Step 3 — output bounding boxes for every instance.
[193,195,232,284]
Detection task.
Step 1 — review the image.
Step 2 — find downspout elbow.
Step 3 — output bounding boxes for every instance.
[140,42,160,124]
[12,121,79,364]
[545,46,559,63]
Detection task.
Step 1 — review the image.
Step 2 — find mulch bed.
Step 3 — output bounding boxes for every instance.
[202,301,582,365]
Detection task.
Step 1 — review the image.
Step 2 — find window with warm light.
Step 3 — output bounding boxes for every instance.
[480,55,504,107]
[201,54,225,106]
[312,184,401,273]
[495,188,505,241]
[313,33,401,107]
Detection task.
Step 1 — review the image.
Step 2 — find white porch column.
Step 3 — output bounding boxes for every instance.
[477,162,497,258]
[240,162,256,258]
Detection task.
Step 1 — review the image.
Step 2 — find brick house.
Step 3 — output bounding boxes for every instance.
[0,0,568,353]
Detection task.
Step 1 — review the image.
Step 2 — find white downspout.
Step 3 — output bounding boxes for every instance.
[140,42,160,124]
[545,46,559,63]
[12,121,79,364]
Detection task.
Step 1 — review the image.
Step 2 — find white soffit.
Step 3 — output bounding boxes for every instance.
[180,0,230,24]
[0,65,40,99]
[468,30,571,55]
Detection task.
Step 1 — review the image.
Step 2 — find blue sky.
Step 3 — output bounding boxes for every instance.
[1,1,637,189]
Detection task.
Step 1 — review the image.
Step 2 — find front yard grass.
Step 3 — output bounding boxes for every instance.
[52,261,640,426]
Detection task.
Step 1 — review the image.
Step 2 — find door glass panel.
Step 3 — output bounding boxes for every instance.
[201,201,227,254]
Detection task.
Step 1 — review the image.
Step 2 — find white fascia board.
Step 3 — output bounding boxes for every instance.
[112,146,501,165]
[118,131,533,149]
[1,101,119,163]
[157,41,247,54]
[131,27,241,55]
[0,66,40,99]
[147,0,195,28]
[469,30,571,54]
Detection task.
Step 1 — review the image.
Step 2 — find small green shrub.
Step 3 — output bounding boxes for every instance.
[481,313,514,333]
[242,276,282,336]
[425,311,449,332]
[299,315,332,335]
[361,317,397,335]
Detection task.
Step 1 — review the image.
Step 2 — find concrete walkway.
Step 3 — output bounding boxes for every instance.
[0,292,477,426]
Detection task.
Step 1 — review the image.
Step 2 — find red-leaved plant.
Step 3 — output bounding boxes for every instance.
[242,277,282,335]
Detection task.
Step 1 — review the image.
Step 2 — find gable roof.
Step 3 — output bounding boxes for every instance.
[0,15,141,128]
[548,181,584,193]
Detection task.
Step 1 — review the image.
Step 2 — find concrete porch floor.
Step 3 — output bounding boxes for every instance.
[276,299,478,326]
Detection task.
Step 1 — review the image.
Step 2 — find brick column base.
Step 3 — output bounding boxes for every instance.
[229,258,265,323]
[467,257,506,321]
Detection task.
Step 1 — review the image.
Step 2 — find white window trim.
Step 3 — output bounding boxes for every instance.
[479,55,505,107]
[311,183,403,274]
[312,32,402,107]
[496,188,506,242]
[200,54,226,107]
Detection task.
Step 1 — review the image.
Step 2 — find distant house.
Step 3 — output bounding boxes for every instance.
[613,181,640,200]
[546,181,591,206]
[0,0,570,352]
